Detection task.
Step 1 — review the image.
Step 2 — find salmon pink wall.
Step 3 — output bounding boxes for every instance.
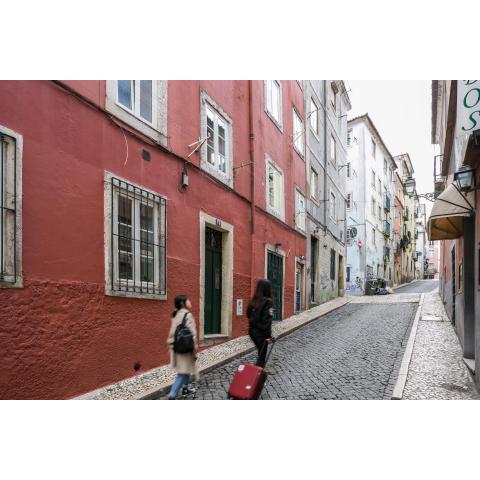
[0,80,307,399]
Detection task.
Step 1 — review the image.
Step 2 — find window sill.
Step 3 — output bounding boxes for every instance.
[105,289,167,301]
[264,109,284,133]
[293,147,305,160]
[266,206,284,222]
[106,97,167,147]
[0,278,23,288]
[200,159,233,188]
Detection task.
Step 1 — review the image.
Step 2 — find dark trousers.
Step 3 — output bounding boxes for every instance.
[249,329,268,368]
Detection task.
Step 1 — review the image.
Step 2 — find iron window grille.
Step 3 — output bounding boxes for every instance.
[1,133,17,284]
[110,177,167,296]
[330,249,336,280]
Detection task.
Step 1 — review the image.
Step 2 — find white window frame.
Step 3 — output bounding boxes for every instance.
[372,228,376,246]
[200,91,234,187]
[330,82,337,112]
[264,80,283,128]
[372,198,376,217]
[346,193,352,210]
[116,80,157,127]
[371,170,376,187]
[378,178,382,194]
[346,162,351,178]
[309,97,319,136]
[106,80,168,146]
[310,167,319,202]
[330,135,337,166]
[0,125,23,288]
[104,172,167,300]
[265,155,284,221]
[295,188,306,232]
[347,128,353,147]
[329,190,337,222]
[293,109,305,157]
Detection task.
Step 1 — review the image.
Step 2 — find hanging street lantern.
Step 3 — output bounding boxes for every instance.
[453,165,475,192]
[404,176,416,196]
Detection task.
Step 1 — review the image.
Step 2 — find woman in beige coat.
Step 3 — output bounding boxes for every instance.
[167,295,199,399]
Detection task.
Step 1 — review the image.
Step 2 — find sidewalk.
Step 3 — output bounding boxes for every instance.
[401,289,479,400]
[76,296,350,400]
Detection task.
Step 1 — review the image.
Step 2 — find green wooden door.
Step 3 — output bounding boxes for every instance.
[267,251,283,321]
[204,227,222,335]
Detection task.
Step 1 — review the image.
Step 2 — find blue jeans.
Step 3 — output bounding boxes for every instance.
[168,374,191,399]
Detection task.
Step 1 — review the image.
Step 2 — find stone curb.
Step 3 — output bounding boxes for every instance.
[391,293,425,400]
[392,279,418,291]
[138,297,351,400]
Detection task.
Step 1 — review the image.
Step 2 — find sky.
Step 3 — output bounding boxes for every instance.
[347,80,436,216]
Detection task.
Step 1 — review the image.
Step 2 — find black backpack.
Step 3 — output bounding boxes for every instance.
[173,312,195,354]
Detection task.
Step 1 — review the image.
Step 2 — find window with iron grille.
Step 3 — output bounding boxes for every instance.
[330,249,336,280]
[1,129,22,287]
[107,176,167,298]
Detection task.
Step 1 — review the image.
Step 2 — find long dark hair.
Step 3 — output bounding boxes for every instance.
[172,294,189,317]
[249,279,273,309]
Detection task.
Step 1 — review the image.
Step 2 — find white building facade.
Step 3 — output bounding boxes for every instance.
[345,114,397,295]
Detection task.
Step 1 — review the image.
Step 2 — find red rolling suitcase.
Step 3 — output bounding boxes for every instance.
[228,340,275,400]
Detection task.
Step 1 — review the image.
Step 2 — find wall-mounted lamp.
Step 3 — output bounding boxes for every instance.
[181,162,189,190]
[404,176,416,196]
[453,165,475,192]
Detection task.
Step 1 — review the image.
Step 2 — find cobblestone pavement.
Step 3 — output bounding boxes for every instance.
[403,290,480,400]
[394,279,439,294]
[164,301,418,400]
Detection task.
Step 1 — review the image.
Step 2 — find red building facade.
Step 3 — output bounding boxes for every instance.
[0,80,307,399]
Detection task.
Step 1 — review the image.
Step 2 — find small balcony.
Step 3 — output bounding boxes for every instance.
[434,154,446,194]
[403,207,409,221]
[383,221,391,238]
[383,194,391,212]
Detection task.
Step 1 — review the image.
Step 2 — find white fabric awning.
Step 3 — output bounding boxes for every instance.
[427,183,474,241]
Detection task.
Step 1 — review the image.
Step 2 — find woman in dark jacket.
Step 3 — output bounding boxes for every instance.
[247,279,274,368]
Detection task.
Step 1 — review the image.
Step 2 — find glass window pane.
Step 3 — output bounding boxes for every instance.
[119,252,133,280]
[140,256,154,283]
[118,195,132,226]
[266,80,272,113]
[207,109,215,165]
[139,80,153,122]
[268,167,275,208]
[272,82,280,121]
[118,81,132,109]
[140,203,153,231]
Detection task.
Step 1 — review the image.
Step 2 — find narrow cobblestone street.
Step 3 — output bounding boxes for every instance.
[164,293,422,400]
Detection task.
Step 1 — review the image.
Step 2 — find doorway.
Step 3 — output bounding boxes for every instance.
[338,254,345,294]
[204,227,222,335]
[310,237,318,302]
[267,251,283,320]
[295,261,304,313]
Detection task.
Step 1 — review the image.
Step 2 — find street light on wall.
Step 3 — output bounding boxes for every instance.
[404,177,416,196]
[453,165,475,192]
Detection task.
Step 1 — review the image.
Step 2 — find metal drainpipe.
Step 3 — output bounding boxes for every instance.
[323,80,328,236]
[248,80,256,295]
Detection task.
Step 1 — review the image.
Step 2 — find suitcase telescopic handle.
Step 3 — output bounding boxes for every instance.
[262,338,276,367]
